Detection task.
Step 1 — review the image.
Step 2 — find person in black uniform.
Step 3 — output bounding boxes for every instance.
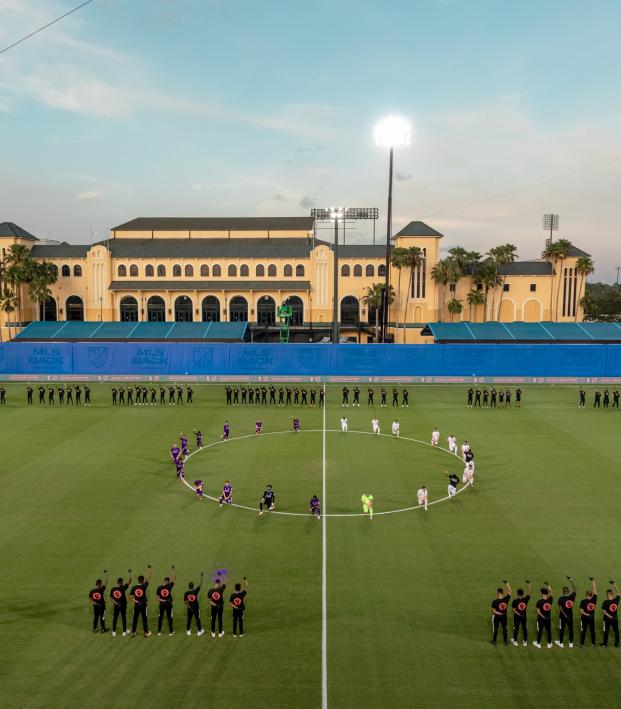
[48,386,55,405]
[38,385,45,405]
[578,388,586,407]
[156,386,163,405]
[601,581,620,647]
[185,572,205,635]
[269,385,276,405]
[490,387,497,408]
[127,386,134,406]
[352,387,360,407]
[285,387,292,406]
[168,385,175,405]
[75,385,82,405]
[176,385,183,405]
[342,387,349,406]
[278,387,284,406]
[366,387,374,406]
[533,583,553,648]
[490,580,512,644]
[511,581,532,646]
[603,390,610,409]
[156,566,176,636]
[498,389,504,406]
[474,389,481,407]
[259,484,276,514]
[301,388,308,406]
[293,387,300,405]
[505,389,511,407]
[150,387,156,405]
[230,577,249,637]
[402,388,409,407]
[467,387,474,407]
[253,386,260,404]
[248,387,255,405]
[594,390,601,408]
[240,386,247,405]
[380,388,387,407]
[228,386,236,405]
[84,385,91,405]
[392,388,399,407]
[0,386,6,405]
[186,386,193,404]
[319,388,325,406]
[261,386,267,405]
[482,388,489,406]
[556,577,576,647]
[26,385,33,405]
[310,388,317,406]
[58,386,65,405]
[66,385,73,405]
[580,577,597,646]
[134,385,141,405]
[208,577,226,638]
[141,385,147,405]
[613,389,620,408]
[130,565,152,637]
[110,570,132,637]
[89,570,108,633]
[515,387,522,408]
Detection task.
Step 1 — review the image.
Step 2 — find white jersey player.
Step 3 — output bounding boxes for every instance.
[391,420,400,437]
[340,416,348,432]
[448,435,458,455]
[463,462,474,485]
[417,486,428,511]
[460,440,470,461]
[372,417,380,434]
[431,428,440,447]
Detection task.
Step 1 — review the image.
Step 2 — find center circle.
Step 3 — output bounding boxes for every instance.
[181,429,469,517]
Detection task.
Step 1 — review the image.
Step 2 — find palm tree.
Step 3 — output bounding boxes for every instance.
[542,240,563,320]
[28,261,57,321]
[0,287,19,341]
[362,282,395,342]
[574,256,595,322]
[447,297,463,323]
[466,288,486,321]
[400,246,424,342]
[390,247,408,336]
[431,258,451,322]
[488,244,518,320]
[3,244,33,329]
[475,259,500,322]
[553,238,573,320]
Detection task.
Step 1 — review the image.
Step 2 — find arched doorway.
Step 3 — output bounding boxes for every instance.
[39,297,57,322]
[340,296,359,326]
[229,296,248,322]
[201,296,221,322]
[284,296,304,325]
[523,299,542,322]
[257,295,276,325]
[120,296,139,321]
[147,296,166,322]
[66,295,84,321]
[174,295,193,322]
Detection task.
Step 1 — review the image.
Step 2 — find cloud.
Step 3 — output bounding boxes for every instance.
[299,195,317,209]
[75,189,104,202]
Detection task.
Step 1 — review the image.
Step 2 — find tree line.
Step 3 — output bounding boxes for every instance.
[582,283,621,321]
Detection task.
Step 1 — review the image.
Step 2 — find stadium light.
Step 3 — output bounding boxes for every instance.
[542,213,559,248]
[375,115,412,342]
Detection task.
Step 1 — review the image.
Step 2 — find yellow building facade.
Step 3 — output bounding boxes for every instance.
[0,217,590,343]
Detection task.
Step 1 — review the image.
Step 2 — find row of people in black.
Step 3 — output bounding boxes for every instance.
[579,388,620,408]
[89,566,249,638]
[225,384,324,407]
[111,384,194,406]
[23,384,93,405]
[467,387,522,408]
[491,577,620,648]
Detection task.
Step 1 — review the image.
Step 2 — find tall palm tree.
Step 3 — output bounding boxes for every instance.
[542,240,563,320]
[362,283,395,342]
[488,244,518,320]
[0,287,19,341]
[553,238,573,320]
[431,258,451,322]
[574,256,595,322]
[400,246,424,342]
[447,297,463,323]
[390,247,408,336]
[3,244,33,328]
[475,259,500,322]
[28,261,57,321]
[466,288,485,322]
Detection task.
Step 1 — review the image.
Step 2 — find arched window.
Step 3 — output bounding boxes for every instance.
[118,265,127,277]
[61,265,70,277]
[296,265,305,277]
[285,296,304,326]
[157,265,166,277]
[257,295,276,325]
[366,265,374,277]
[284,264,293,277]
[129,264,138,277]
[256,264,265,277]
[174,295,193,322]
[228,265,237,277]
[229,296,248,322]
[213,264,221,277]
[200,264,209,277]
[240,264,249,277]
[378,264,386,277]
[353,265,362,277]
[145,264,154,277]
[73,265,82,277]
[50,264,58,278]
[39,297,57,322]
[66,295,84,321]
[185,264,194,277]
[120,296,138,322]
[201,295,220,322]
[173,264,182,277]
[341,264,350,277]
[340,296,359,326]
[268,264,277,277]
[147,296,165,322]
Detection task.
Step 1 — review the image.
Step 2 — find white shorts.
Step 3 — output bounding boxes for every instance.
[372,425,380,433]
[341,424,348,432]
[417,496,427,506]
[448,484,457,497]
[392,427,399,436]
[449,444,457,453]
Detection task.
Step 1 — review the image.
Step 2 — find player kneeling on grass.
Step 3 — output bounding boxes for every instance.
[230,577,249,638]
[448,435,457,455]
[445,471,459,498]
[490,580,512,644]
[533,583,553,648]
[310,495,321,519]
[219,481,233,507]
[341,416,348,432]
[511,581,532,646]
[361,493,374,519]
[293,417,301,432]
[193,480,203,499]
[463,462,474,486]
[89,570,109,634]
[371,417,380,434]
[255,420,263,435]
[391,420,400,437]
[431,428,440,447]
[259,484,275,514]
[185,572,205,636]
[417,486,428,511]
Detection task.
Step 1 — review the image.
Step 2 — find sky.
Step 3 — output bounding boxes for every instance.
[1,0,620,280]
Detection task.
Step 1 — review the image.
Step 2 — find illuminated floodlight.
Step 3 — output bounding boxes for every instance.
[374,116,412,148]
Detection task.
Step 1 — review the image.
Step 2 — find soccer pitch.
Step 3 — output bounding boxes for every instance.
[1,383,620,709]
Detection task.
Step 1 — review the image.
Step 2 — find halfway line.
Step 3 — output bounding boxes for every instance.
[322,384,328,709]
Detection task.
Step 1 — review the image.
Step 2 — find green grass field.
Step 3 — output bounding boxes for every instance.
[1,383,620,709]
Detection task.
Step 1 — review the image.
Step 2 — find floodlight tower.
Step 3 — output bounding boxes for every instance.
[543,213,559,248]
[375,116,412,343]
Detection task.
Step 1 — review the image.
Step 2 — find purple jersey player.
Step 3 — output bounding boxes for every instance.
[222,422,230,440]
[170,444,181,463]
[180,434,189,456]
[293,417,301,432]
[195,430,203,448]
[219,481,233,506]
[193,480,203,499]
[255,420,263,435]
[310,495,321,519]
[175,457,185,479]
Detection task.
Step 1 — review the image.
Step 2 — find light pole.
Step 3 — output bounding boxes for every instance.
[374,116,412,343]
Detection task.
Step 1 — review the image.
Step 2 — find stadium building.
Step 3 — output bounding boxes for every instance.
[0,217,590,343]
